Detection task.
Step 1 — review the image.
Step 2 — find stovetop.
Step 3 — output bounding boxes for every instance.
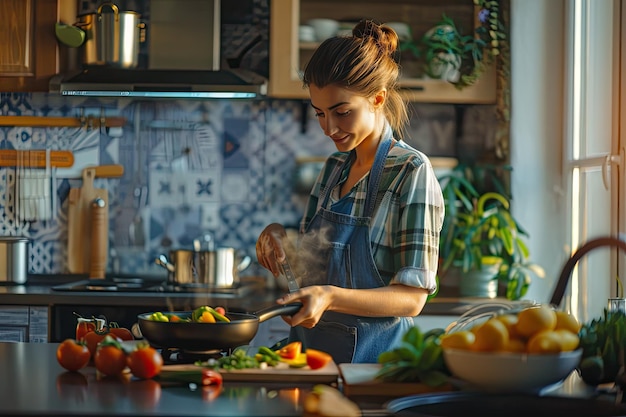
[51,277,257,297]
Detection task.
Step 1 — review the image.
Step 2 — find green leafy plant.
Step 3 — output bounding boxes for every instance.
[420,0,507,89]
[438,164,544,300]
[420,15,474,80]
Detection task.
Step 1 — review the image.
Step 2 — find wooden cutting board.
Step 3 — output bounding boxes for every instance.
[67,165,124,274]
[339,364,454,397]
[161,361,339,384]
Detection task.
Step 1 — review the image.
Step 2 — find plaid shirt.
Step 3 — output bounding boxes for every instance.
[299,140,445,293]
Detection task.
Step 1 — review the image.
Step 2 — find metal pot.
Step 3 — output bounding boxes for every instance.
[156,248,252,287]
[0,237,29,284]
[76,2,144,68]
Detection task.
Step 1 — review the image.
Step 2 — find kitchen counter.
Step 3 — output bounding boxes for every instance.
[1,342,623,417]
[0,274,499,314]
[0,342,311,417]
[0,274,513,345]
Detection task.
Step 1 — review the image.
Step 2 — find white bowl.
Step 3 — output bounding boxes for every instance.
[307,18,339,41]
[385,22,411,42]
[443,348,582,393]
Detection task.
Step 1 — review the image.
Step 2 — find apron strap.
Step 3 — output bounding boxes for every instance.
[363,127,393,218]
[320,124,394,217]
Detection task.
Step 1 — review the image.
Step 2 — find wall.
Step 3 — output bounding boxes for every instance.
[510,0,568,303]
[0,94,496,278]
[0,0,502,281]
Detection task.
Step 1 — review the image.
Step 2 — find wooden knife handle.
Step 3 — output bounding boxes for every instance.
[89,198,108,279]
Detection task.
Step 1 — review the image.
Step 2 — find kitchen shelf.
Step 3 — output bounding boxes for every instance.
[0,150,74,168]
[0,116,126,128]
[268,0,497,103]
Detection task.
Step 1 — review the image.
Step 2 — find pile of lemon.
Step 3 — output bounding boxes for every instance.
[440,304,581,354]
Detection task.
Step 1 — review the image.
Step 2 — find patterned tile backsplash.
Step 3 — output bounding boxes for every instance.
[0,93,496,277]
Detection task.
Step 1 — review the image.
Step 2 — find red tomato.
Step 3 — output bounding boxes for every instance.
[214,306,226,316]
[84,330,122,358]
[75,318,96,342]
[127,344,163,379]
[201,369,223,387]
[109,326,134,341]
[278,341,302,360]
[305,349,332,370]
[56,339,91,372]
[94,339,128,377]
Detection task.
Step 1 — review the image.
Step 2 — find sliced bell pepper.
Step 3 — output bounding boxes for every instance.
[277,341,302,360]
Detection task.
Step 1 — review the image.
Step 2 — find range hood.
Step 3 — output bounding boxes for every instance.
[49,67,267,99]
[49,0,267,99]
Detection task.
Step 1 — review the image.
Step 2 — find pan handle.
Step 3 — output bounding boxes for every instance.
[255,302,302,323]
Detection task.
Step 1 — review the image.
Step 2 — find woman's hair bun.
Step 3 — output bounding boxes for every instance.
[353,19,399,57]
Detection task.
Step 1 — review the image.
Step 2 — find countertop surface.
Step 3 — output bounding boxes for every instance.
[1,342,624,417]
[0,274,510,316]
[0,342,312,417]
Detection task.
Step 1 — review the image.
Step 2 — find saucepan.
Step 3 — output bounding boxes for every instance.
[155,247,251,287]
[137,303,302,351]
[55,1,145,68]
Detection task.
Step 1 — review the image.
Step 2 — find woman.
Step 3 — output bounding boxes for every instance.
[256,20,445,364]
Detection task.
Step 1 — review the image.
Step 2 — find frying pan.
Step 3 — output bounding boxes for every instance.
[137,303,301,351]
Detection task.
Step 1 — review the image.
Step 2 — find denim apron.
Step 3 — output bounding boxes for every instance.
[292,127,413,364]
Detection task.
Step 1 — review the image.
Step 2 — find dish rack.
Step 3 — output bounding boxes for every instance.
[445,300,539,334]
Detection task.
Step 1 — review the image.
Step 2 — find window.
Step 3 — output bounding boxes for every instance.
[564,0,625,321]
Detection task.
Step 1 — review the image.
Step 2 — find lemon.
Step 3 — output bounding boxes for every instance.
[473,318,509,352]
[515,305,557,338]
[553,329,580,351]
[504,337,527,353]
[496,314,520,338]
[440,331,475,350]
[554,310,581,334]
[527,330,561,353]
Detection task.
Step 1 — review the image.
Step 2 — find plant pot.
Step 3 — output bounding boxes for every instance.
[457,258,502,298]
[427,52,461,83]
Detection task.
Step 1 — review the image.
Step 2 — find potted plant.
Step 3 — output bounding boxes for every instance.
[437,165,545,300]
[420,0,507,90]
[420,15,468,83]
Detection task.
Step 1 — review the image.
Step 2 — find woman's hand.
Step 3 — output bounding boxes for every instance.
[276,285,332,328]
[255,223,288,276]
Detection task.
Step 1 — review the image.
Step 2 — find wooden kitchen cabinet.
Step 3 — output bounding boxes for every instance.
[0,0,76,92]
[269,0,496,103]
[0,305,48,342]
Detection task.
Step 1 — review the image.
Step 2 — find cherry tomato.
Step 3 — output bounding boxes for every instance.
[201,369,223,387]
[214,306,226,316]
[56,339,91,372]
[84,330,122,358]
[75,318,96,342]
[94,336,128,377]
[109,326,134,341]
[127,344,163,379]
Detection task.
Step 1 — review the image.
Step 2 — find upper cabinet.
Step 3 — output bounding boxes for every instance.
[0,0,75,92]
[269,0,498,103]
